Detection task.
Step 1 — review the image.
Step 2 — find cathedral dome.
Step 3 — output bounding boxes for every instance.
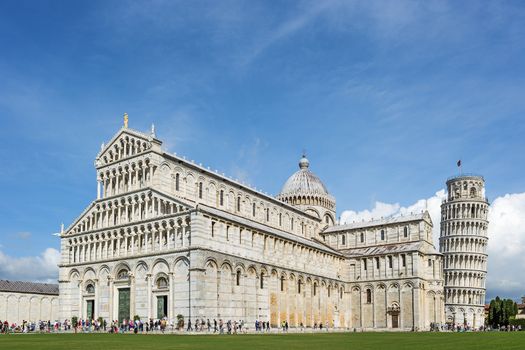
[279,156,329,197]
[277,155,336,221]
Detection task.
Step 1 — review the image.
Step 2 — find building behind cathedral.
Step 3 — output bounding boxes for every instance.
[3,120,489,330]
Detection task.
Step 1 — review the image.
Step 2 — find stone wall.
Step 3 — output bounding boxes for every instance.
[0,291,59,324]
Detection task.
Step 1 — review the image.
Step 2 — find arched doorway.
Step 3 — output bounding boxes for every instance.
[387,303,400,328]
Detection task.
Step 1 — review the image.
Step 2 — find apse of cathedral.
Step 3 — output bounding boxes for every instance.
[57,118,487,330]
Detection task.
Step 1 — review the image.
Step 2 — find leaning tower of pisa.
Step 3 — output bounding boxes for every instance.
[439,175,489,329]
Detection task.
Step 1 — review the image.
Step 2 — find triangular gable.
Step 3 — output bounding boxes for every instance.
[95,128,161,168]
[64,187,194,236]
[422,210,433,227]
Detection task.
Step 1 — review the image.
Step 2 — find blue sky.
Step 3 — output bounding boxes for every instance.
[1,1,525,299]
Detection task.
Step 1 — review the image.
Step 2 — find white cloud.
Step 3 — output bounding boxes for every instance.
[340,189,447,247]
[486,193,525,300]
[340,190,525,301]
[0,248,60,284]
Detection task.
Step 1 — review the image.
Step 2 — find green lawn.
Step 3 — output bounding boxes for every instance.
[0,332,523,350]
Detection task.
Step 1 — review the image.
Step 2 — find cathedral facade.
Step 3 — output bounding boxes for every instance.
[58,122,448,330]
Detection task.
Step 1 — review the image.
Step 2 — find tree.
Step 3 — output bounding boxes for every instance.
[487,296,518,327]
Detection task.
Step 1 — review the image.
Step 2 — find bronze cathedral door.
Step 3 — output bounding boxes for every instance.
[86,300,95,321]
[118,288,130,322]
[157,296,168,319]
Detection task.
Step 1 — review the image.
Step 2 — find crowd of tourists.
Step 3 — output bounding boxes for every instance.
[429,322,522,332]
[1,319,72,334]
[3,318,520,334]
[484,324,522,332]
[0,317,323,334]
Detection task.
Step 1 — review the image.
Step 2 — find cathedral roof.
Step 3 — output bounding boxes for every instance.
[278,155,331,197]
[324,211,432,233]
[0,280,59,296]
[199,204,343,257]
[338,241,441,257]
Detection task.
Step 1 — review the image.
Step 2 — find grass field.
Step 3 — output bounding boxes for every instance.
[0,332,523,350]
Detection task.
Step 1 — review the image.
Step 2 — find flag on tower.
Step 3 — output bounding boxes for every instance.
[457,160,461,167]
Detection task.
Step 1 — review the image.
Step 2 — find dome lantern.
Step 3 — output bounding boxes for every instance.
[299,155,309,169]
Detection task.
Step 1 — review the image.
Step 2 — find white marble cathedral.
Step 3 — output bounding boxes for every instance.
[58,118,448,330]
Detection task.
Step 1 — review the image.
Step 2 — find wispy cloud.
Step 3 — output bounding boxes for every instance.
[238,1,333,66]
[230,136,267,186]
[13,231,32,240]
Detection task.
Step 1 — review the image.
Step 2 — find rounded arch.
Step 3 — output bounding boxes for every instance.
[82,267,96,280]
[324,212,335,225]
[259,266,269,276]
[173,165,185,174]
[376,283,386,290]
[159,161,171,173]
[113,261,131,275]
[173,256,190,270]
[402,282,414,289]
[204,257,219,269]
[221,259,234,270]
[151,258,170,272]
[363,283,374,290]
[134,260,149,273]
[98,264,111,278]
[388,282,400,290]
[221,261,234,274]
[84,280,96,294]
[69,269,80,280]
[154,272,169,288]
[304,207,321,219]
